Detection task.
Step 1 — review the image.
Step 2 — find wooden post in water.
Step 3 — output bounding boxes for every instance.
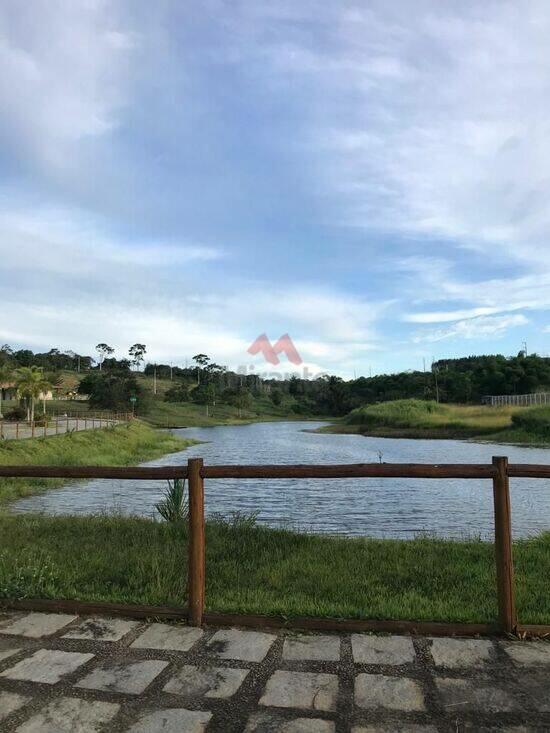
[492,456,516,634]
[188,457,205,626]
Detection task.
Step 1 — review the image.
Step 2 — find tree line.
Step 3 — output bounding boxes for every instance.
[2,343,550,419]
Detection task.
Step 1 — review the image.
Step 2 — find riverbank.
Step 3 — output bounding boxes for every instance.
[0,421,195,506]
[320,399,550,445]
[1,513,549,624]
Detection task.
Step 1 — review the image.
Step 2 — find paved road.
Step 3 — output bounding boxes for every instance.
[0,609,548,731]
[0,418,119,441]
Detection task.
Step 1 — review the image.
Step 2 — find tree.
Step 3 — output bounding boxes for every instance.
[15,366,51,422]
[86,373,150,414]
[164,382,191,402]
[192,354,210,384]
[231,387,252,418]
[0,363,13,418]
[95,343,114,371]
[129,343,147,371]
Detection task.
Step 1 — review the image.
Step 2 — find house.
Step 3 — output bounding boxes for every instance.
[0,381,64,402]
[0,381,17,401]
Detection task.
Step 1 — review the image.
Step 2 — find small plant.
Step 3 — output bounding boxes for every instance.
[155,478,188,523]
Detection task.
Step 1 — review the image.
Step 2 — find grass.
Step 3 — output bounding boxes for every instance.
[0,421,194,506]
[321,398,550,443]
[1,512,550,624]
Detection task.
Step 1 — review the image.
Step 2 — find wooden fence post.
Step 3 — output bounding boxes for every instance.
[31,421,35,438]
[492,456,516,634]
[15,421,19,439]
[188,458,205,626]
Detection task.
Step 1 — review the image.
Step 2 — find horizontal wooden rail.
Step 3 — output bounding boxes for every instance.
[0,462,499,480]
[508,465,550,478]
[0,465,188,479]
[202,463,497,479]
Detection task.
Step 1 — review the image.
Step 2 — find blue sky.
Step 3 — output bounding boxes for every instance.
[1,1,549,378]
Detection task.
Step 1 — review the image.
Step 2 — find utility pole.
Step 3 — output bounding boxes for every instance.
[170,362,173,381]
[432,360,439,402]
[153,365,157,395]
[522,341,528,356]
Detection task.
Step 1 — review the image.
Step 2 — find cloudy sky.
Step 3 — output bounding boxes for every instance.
[1,1,548,377]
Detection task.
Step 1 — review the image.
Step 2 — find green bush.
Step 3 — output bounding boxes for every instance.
[511,406,550,436]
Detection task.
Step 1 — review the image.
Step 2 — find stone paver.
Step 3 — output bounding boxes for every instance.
[352,726,437,732]
[436,677,517,712]
[260,670,338,712]
[1,649,93,684]
[351,634,416,665]
[75,658,168,695]
[63,616,139,642]
[0,613,77,638]
[163,664,249,698]
[283,634,340,661]
[0,646,21,662]
[2,610,550,731]
[131,622,203,652]
[15,697,119,733]
[503,640,550,665]
[0,691,29,722]
[429,637,493,668]
[207,628,276,662]
[246,712,335,732]
[127,708,212,733]
[355,673,425,711]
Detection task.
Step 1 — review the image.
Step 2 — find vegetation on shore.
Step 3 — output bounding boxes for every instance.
[321,398,550,444]
[0,421,194,506]
[1,512,549,624]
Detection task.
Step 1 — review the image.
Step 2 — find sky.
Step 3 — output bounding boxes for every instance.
[1,0,549,379]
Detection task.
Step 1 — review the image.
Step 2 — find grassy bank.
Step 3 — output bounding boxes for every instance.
[1,513,549,624]
[321,398,550,444]
[144,393,316,428]
[0,421,194,506]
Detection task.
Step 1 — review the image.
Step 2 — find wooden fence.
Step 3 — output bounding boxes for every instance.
[1,456,549,636]
[0,412,131,440]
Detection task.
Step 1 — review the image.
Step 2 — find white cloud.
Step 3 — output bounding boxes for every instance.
[0,1,136,170]
[412,314,529,343]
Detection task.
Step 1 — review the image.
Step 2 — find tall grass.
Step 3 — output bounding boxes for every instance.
[0,421,195,505]
[343,399,518,437]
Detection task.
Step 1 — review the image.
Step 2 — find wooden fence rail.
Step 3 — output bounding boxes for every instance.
[1,456,548,635]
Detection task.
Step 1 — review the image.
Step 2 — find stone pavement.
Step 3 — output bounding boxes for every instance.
[0,610,549,732]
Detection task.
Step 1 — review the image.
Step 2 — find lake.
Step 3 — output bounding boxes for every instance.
[11,421,550,539]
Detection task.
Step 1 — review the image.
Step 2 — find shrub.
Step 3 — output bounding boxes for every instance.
[155,479,188,523]
[3,406,26,421]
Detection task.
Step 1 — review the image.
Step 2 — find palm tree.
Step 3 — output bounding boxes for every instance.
[0,364,12,419]
[15,367,52,423]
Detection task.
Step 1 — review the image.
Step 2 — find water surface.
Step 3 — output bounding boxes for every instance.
[12,421,550,539]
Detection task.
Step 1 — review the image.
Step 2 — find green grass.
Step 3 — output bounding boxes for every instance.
[0,421,194,506]
[142,384,318,428]
[322,398,550,444]
[1,513,550,624]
